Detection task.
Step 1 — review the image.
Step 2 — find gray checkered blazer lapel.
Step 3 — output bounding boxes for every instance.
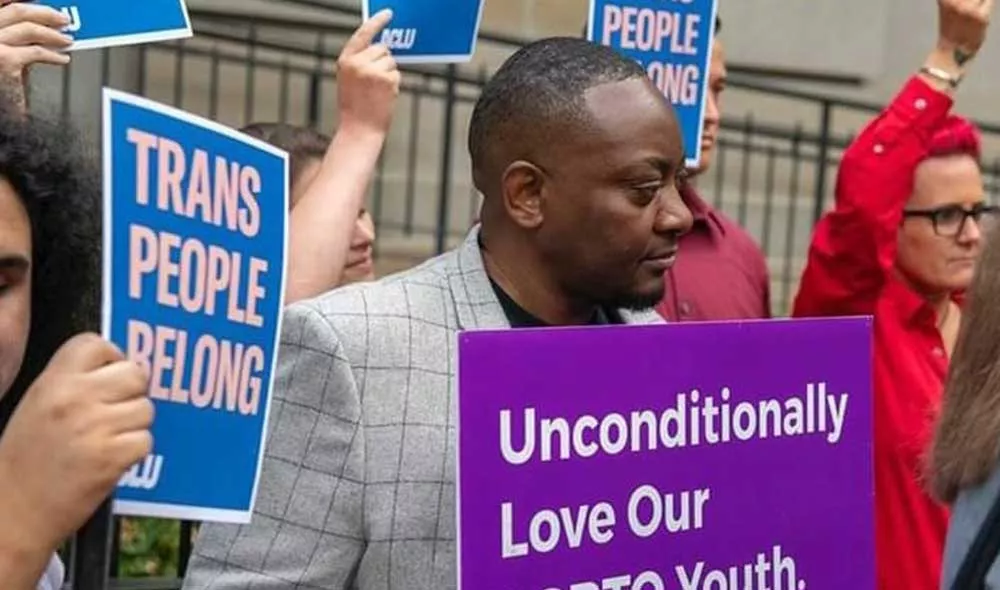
[446,227,511,332]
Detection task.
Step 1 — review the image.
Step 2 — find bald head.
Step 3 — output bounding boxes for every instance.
[468,37,648,199]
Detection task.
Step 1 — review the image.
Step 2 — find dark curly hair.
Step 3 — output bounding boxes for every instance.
[0,95,101,428]
[468,37,646,196]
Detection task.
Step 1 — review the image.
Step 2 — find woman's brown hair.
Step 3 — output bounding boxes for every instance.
[929,224,1000,503]
[240,122,331,189]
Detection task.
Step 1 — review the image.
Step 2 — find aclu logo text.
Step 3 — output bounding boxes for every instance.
[379,28,416,50]
[59,6,82,33]
[118,454,164,491]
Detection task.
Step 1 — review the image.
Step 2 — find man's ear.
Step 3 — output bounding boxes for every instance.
[500,160,546,229]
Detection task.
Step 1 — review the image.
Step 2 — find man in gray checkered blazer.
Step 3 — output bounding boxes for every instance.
[183,34,693,590]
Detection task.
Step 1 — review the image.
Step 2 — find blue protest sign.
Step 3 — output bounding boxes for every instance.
[39,0,191,51]
[362,0,484,63]
[102,89,288,523]
[588,0,719,168]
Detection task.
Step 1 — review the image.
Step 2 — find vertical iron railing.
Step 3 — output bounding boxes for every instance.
[307,35,324,128]
[813,101,834,225]
[436,64,458,255]
[780,126,804,314]
[73,503,114,590]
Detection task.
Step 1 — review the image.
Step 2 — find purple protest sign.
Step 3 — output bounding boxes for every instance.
[457,317,874,590]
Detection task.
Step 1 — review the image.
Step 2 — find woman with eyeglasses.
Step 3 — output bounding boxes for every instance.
[792,1,997,589]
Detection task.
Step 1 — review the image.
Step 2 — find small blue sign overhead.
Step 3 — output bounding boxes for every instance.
[362,0,485,63]
[39,0,192,51]
[588,0,719,168]
[103,88,289,524]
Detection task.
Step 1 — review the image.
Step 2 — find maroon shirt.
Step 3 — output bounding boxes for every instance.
[656,185,771,322]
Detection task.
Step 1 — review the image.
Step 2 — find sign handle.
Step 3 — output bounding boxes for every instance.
[72,499,114,590]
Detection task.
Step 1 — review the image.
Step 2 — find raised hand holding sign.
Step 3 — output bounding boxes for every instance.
[37,0,191,51]
[0,2,73,110]
[338,9,402,137]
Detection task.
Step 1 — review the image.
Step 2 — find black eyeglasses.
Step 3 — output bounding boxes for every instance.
[901,203,1000,237]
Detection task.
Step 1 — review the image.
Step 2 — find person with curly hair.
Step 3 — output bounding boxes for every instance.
[0,6,153,589]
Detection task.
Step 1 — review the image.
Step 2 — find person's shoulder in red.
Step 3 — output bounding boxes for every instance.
[657,184,771,322]
[704,197,771,289]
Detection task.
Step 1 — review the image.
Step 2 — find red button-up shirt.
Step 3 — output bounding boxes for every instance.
[793,76,956,590]
[657,186,771,322]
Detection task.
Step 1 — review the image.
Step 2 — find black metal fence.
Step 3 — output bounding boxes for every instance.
[129,4,1000,315]
[51,2,1000,588]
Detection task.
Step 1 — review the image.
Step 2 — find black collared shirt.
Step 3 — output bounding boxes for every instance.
[487,276,619,328]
